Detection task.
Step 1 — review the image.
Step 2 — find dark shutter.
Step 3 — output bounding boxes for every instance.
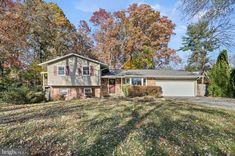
[54,66,57,76]
[90,66,94,76]
[78,66,82,76]
[66,66,70,75]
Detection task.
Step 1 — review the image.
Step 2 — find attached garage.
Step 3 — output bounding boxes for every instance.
[102,69,200,97]
[157,80,197,97]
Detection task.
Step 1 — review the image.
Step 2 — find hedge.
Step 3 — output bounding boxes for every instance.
[1,87,45,104]
[128,86,162,98]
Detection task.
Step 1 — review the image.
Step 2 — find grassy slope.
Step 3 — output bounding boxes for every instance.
[0,98,235,155]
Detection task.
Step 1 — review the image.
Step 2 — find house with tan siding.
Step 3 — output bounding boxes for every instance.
[39,53,201,100]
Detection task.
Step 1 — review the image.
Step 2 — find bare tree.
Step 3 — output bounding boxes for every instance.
[180,0,235,49]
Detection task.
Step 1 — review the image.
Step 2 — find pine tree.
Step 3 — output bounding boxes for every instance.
[208,50,231,97]
[230,68,235,97]
[181,20,218,73]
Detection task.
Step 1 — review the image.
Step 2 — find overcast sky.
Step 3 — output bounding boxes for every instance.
[45,0,234,68]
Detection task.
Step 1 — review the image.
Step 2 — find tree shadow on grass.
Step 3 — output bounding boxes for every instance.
[0,103,94,124]
[141,110,234,155]
[0,100,75,113]
[165,100,235,118]
[0,107,28,113]
[187,107,235,117]
[74,104,163,155]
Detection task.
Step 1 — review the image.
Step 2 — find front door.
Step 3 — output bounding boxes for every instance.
[109,79,116,94]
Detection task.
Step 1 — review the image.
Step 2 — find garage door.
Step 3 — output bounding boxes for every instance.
[157,80,196,97]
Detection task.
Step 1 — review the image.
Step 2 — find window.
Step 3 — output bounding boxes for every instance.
[131,78,142,86]
[83,67,90,76]
[130,78,146,86]
[58,66,65,76]
[84,88,92,96]
[124,78,130,84]
[59,88,68,95]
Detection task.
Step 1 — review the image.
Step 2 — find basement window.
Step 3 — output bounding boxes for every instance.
[59,88,68,96]
[84,88,92,96]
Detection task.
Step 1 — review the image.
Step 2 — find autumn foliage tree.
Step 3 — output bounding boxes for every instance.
[21,0,78,63]
[0,0,94,103]
[0,0,28,76]
[90,4,179,69]
[73,20,95,59]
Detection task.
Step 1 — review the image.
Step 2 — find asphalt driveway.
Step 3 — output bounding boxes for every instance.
[167,97,235,110]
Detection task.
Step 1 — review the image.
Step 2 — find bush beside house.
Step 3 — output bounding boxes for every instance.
[0,86,45,104]
[230,68,235,98]
[122,84,130,97]
[0,64,45,104]
[208,50,234,97]
[127,86,162,98]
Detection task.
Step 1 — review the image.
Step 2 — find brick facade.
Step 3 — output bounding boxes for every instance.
[147,78,156,86]
[50,78,159,100]
[50,86,100,100]
[95,87,101,98]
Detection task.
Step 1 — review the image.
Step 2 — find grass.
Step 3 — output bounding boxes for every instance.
[0,97,235,155]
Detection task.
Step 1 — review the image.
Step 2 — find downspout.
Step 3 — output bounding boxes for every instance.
[42,72,45,91]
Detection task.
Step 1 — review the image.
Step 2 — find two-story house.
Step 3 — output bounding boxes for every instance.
[39,53,201,100]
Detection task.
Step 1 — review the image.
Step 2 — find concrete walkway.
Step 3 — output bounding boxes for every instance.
[167,97,235,110]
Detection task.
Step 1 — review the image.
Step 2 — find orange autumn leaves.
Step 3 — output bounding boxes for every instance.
[90,3,180,69]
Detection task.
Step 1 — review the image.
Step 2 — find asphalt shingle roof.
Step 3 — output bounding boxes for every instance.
[102,69,200,79]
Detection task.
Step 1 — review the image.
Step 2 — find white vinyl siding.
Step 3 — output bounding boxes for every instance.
[157,80,196,97]
[47,56,101,86]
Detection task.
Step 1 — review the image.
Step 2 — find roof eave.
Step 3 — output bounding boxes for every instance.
[101,75,200,79]
[38,53,108,67]
[155,76,200,79]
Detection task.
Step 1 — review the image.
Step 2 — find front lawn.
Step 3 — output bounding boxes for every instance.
[0,98,235,155]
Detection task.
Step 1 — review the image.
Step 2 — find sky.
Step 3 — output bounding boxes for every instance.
[45,0,233,68]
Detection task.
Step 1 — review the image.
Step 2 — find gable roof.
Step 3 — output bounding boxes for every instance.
[38,53,108,67]
[102,69,201,79]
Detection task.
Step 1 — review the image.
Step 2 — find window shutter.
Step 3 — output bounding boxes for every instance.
[54,66,57,76]
[66,66,70,75]
[90,66,94,76]
[78,66,82,76]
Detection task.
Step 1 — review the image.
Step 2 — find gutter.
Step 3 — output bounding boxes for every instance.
[101,75,200,79]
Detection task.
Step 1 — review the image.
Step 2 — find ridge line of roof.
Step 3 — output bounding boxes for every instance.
[38,53,108,66]
[108,69,194,71]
